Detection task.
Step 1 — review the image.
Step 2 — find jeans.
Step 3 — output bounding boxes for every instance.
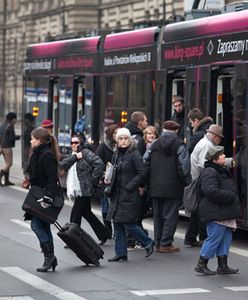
[200,222,233,259]
[100,196,109,215]
[114,222,153,256]
[31,216,53,243]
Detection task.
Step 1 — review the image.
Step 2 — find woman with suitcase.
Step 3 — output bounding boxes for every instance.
[27,127,60,272]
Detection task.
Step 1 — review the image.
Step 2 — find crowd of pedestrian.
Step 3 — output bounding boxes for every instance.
[0,98,241,275]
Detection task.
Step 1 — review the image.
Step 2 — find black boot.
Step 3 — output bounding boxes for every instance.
[37,241,58,272]
[195,256,216,275]
[217,255,239,274]
[0,170,5,186]
[4,171,14,186]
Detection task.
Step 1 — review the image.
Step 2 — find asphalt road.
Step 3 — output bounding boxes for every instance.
[0,185,248,300]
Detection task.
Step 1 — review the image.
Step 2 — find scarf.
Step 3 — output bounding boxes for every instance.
[66,152,82,199]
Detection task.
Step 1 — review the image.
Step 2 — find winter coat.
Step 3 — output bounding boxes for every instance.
[28,143,60,196]
[107,144,146,223]
[188,117,213,154]
[125,121,146,155]
[199,161,240,223]
[171,110,185,140]
[145,131,191,199]
[60,148,104,197]
[0,121,19,148]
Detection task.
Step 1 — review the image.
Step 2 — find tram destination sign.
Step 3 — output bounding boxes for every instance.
[103,46,156,72]
[162,31,248,68]
[24,54,98,75]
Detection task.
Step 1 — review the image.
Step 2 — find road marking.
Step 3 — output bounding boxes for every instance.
[225,286,248,291]
[11,219,59,239]
[0,297,34,300]
[0,267,87,300]
[130,288,210,296]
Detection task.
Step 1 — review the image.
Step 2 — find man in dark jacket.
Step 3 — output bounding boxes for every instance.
[125,111,148,156]
[0,112,20,185]
[170,95,185,140]
[145,120,191,253]
[184,108,213,246]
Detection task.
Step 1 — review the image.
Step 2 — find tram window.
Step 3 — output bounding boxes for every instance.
[59,86,72,133]
[199,81,208,115]
[128,74,146,108]
[235,79,247,205]
[106,75,125,108]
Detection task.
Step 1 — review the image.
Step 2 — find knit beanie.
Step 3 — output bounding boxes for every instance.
[116,128,132,141]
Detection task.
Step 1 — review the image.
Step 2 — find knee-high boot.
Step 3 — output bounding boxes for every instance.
[194,256,216,275]
[4,171,14,186]
[37,241,58,272]
[217,255,239,274]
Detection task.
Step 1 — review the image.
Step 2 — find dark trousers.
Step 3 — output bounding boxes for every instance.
[153,197,181,247]
[184,210,207,242]
[70,196,109,241]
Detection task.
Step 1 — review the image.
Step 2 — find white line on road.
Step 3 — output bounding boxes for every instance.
[0,267,87,300]
[130,288,210,296]
[0,297,34,300]
[0,297,34,299]
[225,286,248,291]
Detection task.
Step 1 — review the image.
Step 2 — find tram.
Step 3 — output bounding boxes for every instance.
[23,9,248,229]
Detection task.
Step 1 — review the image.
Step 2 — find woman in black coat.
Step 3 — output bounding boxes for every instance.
[27,127,60,272]
[107,128,154,262]
[195,145,240,275]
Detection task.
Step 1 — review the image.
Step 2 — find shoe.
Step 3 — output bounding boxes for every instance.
[217,256,239,274]
[184,240,200,247]
[157,245,180,253]
[195,256,216,275]
[108,255,128,262]
[145,241,155,258]
[98,238,108,246]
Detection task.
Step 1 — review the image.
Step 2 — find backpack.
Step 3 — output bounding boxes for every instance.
[74,116,85,134]
[183,172,203,213]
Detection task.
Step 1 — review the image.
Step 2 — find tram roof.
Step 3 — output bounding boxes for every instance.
[103,27,158,51]
[163,10,248,42]
[26,36,100,58]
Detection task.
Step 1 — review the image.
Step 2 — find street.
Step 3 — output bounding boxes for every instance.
[0,130,248,299]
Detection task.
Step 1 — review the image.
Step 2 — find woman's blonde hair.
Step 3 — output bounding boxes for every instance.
[143,125,159,144]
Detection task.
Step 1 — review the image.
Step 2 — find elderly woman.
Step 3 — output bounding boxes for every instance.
[195,145,240,275]
[107,128,154,262]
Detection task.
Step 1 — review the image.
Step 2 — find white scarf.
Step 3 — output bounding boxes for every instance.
[66,152,82,199]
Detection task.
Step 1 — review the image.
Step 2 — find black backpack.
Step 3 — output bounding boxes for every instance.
[183,172,203,213]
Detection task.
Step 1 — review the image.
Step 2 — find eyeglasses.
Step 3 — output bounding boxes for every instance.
[71,141,79,145]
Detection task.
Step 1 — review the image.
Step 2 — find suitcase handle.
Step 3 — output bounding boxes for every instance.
[54,221,63,231]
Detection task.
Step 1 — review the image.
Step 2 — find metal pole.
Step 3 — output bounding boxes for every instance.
[61,0,66,33]
[163,0,166,21]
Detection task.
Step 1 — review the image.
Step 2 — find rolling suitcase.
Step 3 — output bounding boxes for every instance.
[54,222,104,266]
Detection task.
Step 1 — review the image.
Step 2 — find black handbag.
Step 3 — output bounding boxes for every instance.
[22,183,64,224]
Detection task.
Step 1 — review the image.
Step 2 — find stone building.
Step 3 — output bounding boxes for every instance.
[0,0,242,119]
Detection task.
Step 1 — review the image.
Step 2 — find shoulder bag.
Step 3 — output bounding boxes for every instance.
[22,180,64,224]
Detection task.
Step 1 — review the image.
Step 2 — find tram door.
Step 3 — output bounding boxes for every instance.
[233,63,248,228]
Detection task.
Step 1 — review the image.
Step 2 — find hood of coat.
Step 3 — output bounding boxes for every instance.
[152,132,179,156]
[193,116,213,133]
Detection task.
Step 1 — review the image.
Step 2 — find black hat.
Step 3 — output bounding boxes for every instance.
[24,112,35,122]
[6,112,17,121]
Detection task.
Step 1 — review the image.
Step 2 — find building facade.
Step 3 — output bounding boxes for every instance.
[0,0,240,119]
